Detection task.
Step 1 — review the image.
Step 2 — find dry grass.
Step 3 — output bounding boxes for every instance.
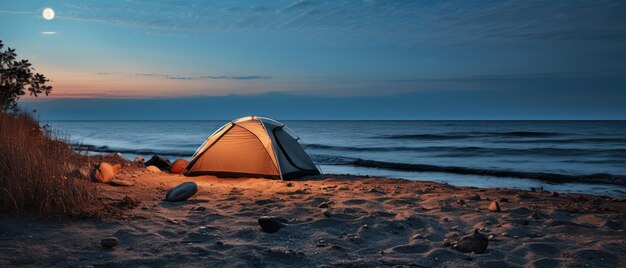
[0,112,96,217]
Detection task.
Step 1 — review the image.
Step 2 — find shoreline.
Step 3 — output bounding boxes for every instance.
[71,146,626,198]
[1,167,624,267]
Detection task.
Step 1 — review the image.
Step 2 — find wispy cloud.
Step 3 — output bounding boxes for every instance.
[41,31,57,35]
[31,0,620,46]
[97,72,271,81]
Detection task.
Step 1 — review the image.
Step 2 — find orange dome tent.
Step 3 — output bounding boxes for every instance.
[182,116,321,180]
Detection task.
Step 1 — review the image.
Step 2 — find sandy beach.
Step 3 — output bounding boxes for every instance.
[1,164,624,267]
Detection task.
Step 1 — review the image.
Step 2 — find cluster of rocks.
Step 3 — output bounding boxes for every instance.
[73,154,191,186]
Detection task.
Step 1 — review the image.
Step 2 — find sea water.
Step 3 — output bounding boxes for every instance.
[47,120,626,197]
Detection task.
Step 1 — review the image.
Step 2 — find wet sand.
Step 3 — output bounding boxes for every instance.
[0,168,625,267]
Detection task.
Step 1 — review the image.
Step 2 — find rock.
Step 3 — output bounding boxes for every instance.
[498,197,509,203]
[604,220,622,230]
[467,194,481,201]
[108,178,135,187]
[92,162,121,183]
[368,187,385,194]
[170,158,189,174]
[323,209,332,217]
[69,166,92,180]
[551,192,560,197]
[146,165,162,173]
[454,229,488,254]
[443,217,449,222]
[319,202,330,208]
[456,199,466,205]
[488,201,501,212]
[258,216,286,233]
[165,182,198,202]
[145,155,171,171]
[100,237,119,248]
[442,239,451,247]
[411,234,426,240]
[133,157,145,165]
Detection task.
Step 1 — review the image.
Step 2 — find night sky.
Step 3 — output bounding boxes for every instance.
[2,0,625,119]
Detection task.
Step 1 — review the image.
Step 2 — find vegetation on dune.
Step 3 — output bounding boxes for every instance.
[0,39,53,112]
[0,112,97,216]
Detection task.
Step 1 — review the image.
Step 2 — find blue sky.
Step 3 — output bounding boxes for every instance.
[1,0,625,119]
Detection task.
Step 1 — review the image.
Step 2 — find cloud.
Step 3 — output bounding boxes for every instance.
[284,0,317,11]
[97,72,271,80]
[40,31,57,35]
[21,0,614,46]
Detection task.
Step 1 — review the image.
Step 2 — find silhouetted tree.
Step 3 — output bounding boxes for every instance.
[0,40,52,112]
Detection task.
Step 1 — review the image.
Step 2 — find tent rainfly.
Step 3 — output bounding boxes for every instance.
[182,116,321,180]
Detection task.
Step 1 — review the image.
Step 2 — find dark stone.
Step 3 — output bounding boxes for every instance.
[454,229,489,254]
[323,209,332,217]
[166,182,198,202]
[318,202,330,208]
[145,155,171,171]
[100,237,119,248]
[467,194,481,201]
[258,216,286,233]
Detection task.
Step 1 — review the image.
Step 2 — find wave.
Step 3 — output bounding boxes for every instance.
[382,134,471,140]
[349,159,626,186]
[72,144,194,157]
[493,137,626,144]
[380,131,562,140]
[304,144,626,157]
[495,131,562,137]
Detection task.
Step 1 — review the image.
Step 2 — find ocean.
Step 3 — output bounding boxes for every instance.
[47,120,626,198]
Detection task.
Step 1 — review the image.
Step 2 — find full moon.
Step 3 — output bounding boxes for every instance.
[42,8,55,20]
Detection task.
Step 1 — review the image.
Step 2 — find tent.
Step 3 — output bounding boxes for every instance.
[182,116,321,180]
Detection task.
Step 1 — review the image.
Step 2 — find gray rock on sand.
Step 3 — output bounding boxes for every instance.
[165,182,198,202]
[454,229,488,254]
[319,202,330,208]
[323,209,332,217]
[258,216,286,233]
[108,178,135,187]
[100,237,119,248]
[368,187,385,194]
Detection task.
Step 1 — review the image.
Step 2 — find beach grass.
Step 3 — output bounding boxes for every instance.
[0,112,95,217]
